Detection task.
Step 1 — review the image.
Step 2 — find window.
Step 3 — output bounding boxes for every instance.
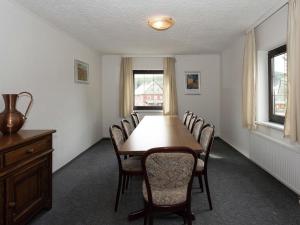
[133,70,163,110]
[268,45,287,124]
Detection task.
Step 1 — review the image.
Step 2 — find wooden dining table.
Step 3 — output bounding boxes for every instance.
[119,115,203,156]
[119,115,203,221]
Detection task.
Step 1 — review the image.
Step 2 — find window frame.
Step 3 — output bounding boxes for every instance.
[268,45,287,124]
[133,70,164,111]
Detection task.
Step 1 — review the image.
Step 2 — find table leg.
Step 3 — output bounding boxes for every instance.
[128,209,195,221]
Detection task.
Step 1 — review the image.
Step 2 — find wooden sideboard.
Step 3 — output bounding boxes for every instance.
[0,130,55,225]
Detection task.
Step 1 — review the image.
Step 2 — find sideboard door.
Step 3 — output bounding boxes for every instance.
[6,157,49,225]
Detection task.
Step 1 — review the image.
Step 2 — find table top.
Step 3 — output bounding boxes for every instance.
[119,116,203,155]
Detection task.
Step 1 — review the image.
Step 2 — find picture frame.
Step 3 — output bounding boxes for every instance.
[74,59,89,84]
[184,71,201,95]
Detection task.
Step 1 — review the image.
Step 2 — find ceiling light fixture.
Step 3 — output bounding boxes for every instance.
[148,16,175,31]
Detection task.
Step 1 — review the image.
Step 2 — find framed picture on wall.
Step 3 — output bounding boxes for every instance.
[74,59,89,84]
[184,71,201,95]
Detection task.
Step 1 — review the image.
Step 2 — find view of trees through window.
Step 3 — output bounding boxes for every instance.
[269,45,287,124]
[271,53,287,116]
[133,70,163,110]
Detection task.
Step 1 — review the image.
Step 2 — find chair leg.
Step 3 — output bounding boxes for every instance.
[204,172,213,210]
[144,203,148,225]
[198,175,203,192]
[187,217,192,225]
[149,212,154,225]
[122,175,127,194]
[181,210,187,225]
[114,173,123,212]
[144,214,148,225]
[186,204,193,225]
[126,175,130,190]
[147,206,154,225]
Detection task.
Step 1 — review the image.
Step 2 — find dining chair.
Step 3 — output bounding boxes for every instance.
[185,112,193,128]
[142,147,197,225]
[194,123,215,210]
[188,115,197,133]
[192,117,205,142]
[131,112,140,128]
[109,125,143,212]
[121,119,134,140]
[136,111,142,122]
[182,110,190,124]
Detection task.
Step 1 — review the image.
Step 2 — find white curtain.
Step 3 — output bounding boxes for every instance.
[163,57,178,115]
[284,0,300,142]
[242,29,257,129]
[119,57,133,117]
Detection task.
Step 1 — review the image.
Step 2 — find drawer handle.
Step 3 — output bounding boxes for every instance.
[8,202,16,208]
[26,148,34,153]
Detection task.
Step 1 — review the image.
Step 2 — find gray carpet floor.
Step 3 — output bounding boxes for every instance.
[29,138,300,225]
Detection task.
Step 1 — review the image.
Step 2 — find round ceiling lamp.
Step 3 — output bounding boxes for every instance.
[148,16,175,31]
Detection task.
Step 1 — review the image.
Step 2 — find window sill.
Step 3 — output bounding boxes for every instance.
[255,121,284,131]
[135,110,163,113]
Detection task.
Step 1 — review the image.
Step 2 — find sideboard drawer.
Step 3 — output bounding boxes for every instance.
[4,136,52,167]
[0,155,3,169]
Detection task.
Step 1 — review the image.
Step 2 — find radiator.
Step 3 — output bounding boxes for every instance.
[250,132,300,199]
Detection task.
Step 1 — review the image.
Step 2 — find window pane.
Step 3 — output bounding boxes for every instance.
[272,53,287,116]
[134,73,163,108]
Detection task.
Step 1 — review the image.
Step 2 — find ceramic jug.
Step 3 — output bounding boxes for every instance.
[0,92,33,135]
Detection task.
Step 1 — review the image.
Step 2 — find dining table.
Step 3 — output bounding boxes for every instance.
[119,115,203,156]
[119,115,204,221]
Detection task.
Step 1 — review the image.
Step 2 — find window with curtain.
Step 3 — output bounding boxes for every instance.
[268,45,287,124]
[133,70,164,110]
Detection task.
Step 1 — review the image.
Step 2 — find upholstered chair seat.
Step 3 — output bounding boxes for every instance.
[122,158,143,172]
[196,158,204,172]
[142,181,187,205]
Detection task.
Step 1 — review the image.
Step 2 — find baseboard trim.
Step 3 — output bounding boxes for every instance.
[53,137,106,175]
[101,137,111,141]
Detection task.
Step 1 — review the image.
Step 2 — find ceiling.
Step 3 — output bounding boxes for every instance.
[14,0,284,54]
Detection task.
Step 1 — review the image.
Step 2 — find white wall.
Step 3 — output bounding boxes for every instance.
[220,6,300,195]
[256,5,288,51]
[176,55,221,136]
[0,0,103,171]
[220,36,251,157]
[102,55,221,137]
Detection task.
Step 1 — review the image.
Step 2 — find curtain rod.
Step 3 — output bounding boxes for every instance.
[122,55,175,58]
[247,0,288,32]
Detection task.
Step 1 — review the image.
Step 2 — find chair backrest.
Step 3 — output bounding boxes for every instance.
[136,112,142,122]
[121,119,133,140]
[199,124,215,170]
[182,110,190,124]
[185,112,193,127]
[192,117,205,142]
[131,112,139,128]
[188,115,197,132]
[142,147,197,206]
[109,125,124,170]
